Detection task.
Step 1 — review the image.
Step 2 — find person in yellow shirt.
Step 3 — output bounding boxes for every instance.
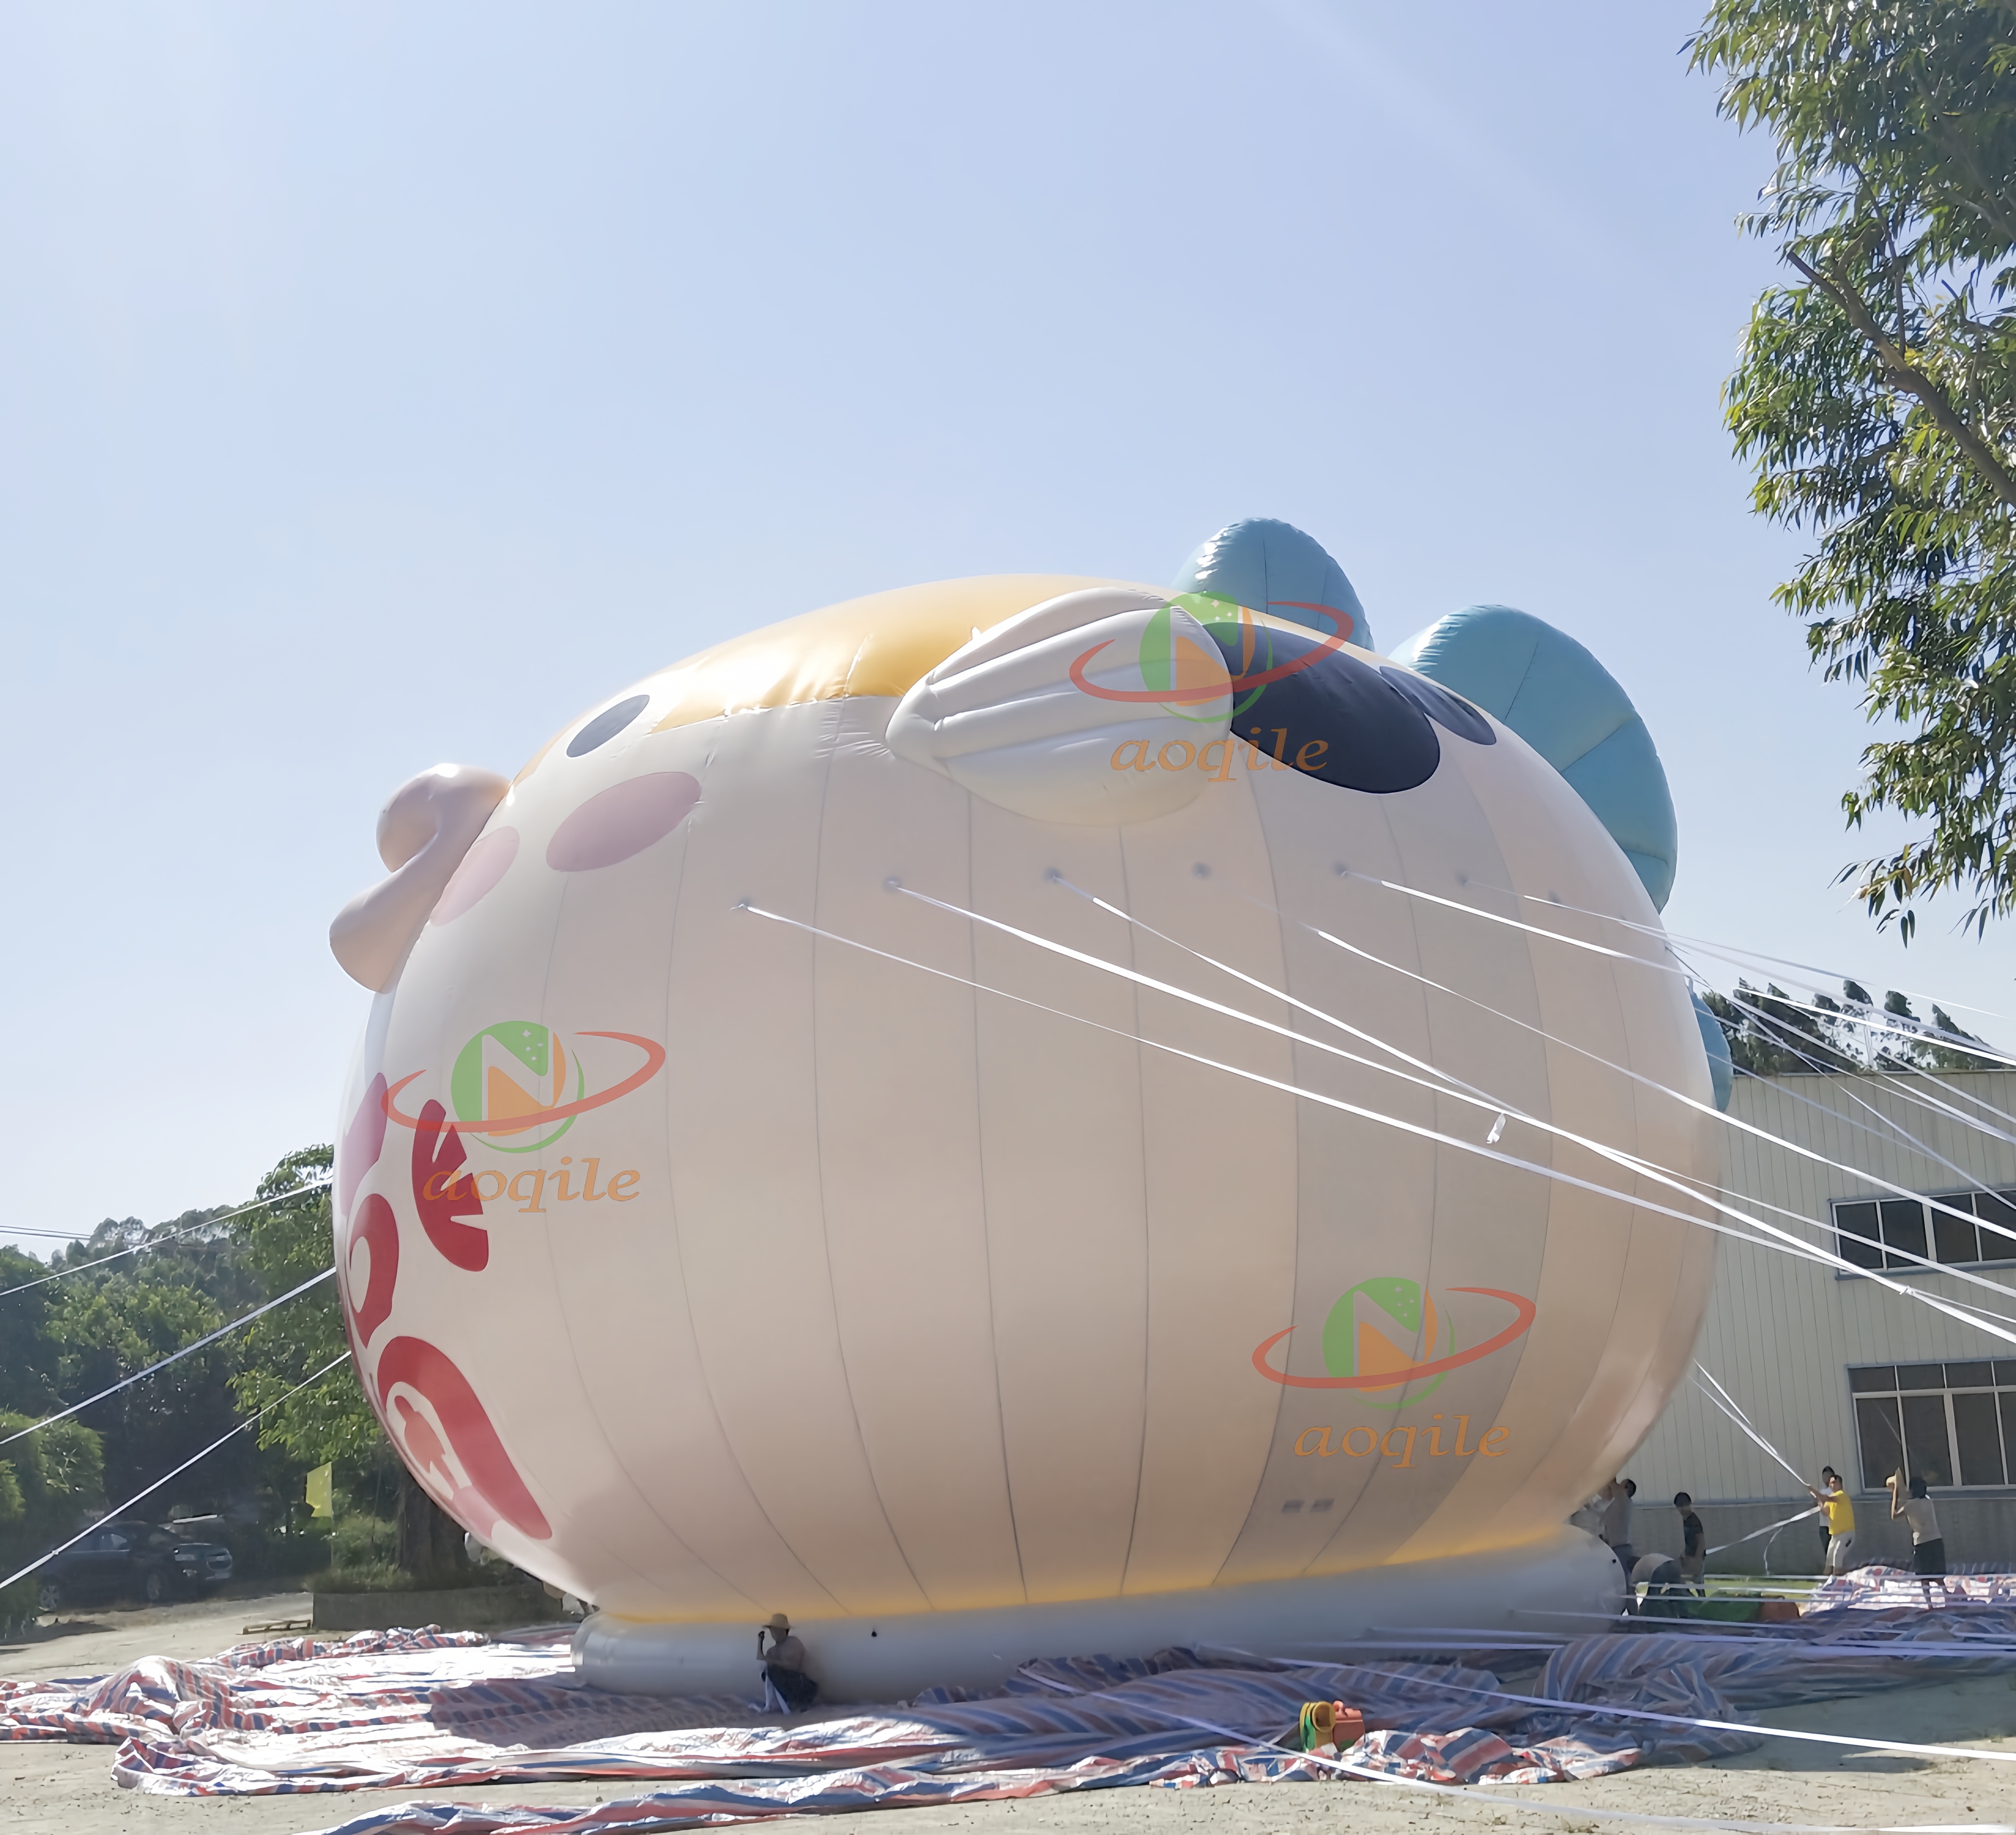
[1805,1469,1856,1572]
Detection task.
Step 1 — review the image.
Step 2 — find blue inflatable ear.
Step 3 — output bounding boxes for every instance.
[1692,991,1734,1111]
[1389,606,1677,910]
[1173,519,1375,653]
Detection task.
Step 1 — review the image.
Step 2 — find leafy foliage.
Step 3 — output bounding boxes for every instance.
[0,1144,471,1595]
[0,1171,338,1563]
[0,1411,105,1627]
[0,1244,64,1468]
[1692,1,2016,935]
[1701,976,2003,1071]
[0,1417,106,1531]
[48,1272,243,1500]
[228,1145,381,1473]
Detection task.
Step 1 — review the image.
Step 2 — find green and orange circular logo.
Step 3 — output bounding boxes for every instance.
[1252,1279,1535,1409]
[448,1022,586,1154]
[381,1024,666,1141]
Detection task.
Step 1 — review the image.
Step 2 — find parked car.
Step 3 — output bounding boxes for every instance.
[36,1518,233,1611]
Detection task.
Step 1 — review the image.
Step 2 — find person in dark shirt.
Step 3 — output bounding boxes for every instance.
[1674,1491,1706,1595]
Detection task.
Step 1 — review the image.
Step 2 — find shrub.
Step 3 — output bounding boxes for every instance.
[330,1512,397,1573]
[0,1572,39,1637]
[307,1561,528,1594]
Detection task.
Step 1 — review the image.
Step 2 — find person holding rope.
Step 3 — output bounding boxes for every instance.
[1890,1470,1946,1592]
[1597,1475,1636,1585]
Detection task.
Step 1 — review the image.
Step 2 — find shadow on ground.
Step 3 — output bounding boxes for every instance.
[0,1617,113,1653]
[1706,1672,2016,1772]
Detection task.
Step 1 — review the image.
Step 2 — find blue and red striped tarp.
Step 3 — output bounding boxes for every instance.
[4,1575,2014,1834]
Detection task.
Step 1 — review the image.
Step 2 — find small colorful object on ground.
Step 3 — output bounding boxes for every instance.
[1295,1699,1365,1751]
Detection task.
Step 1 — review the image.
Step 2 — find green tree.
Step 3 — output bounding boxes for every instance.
[1706,972,2009,1072]
[0,1414,106,1625]
[1923,1000,2003,1064]
[230,1146,469,1577]
[1703,980,1862,1071]
[0,1415,105,1550]
[1692,2,2016,936]
[0,1244,63,1421]
[46,1273,246,1502]
[228,1146,380,1470]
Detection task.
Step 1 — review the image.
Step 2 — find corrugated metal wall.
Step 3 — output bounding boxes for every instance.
[1624,1069,2016,1567]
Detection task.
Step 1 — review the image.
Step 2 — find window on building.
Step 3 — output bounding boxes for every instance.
[1848,1361,2016,1488]
[1833,1189,2016,1271]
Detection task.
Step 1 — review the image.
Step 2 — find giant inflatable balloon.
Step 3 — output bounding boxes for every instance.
[330,520,1720,1698]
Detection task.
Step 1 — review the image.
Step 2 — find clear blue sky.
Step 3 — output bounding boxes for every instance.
[4,2,2009,1252]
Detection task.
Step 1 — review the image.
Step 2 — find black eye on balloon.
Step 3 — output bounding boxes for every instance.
[567,694,650,758]
[1203,627,1441,793]
[1379,668,1496,746]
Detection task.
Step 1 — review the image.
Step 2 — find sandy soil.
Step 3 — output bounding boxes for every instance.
[4,1592,2016,1835]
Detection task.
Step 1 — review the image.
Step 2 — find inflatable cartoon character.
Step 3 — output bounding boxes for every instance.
[330,519,1720,1696]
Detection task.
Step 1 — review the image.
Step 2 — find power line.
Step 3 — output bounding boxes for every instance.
[0,1180,333,1299]
[5,1227,138,1241]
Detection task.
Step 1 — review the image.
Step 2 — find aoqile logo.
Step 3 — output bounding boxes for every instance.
[328,1019,668,1551]
[1252,1277,1535,1407]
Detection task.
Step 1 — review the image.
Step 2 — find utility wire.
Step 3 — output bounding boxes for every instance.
[0,1266,337,1447]
[0,1181,332,1300]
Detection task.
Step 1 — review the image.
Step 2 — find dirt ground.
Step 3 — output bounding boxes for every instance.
[4,1590,2016,1835]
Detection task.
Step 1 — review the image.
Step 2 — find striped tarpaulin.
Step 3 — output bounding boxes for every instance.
[4,1594,2016,1827]
[1811,1565,2016,1611]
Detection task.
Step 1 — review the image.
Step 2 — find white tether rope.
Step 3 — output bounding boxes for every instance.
[0,1354,349,1593]
[741,899,2015,1348]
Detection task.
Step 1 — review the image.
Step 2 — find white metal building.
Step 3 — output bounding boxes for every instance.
[1627,1068,2016,1573]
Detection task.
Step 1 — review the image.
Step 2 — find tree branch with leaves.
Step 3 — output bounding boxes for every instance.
[1693,0,2016,937]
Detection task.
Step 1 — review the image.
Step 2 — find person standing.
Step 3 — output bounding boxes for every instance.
[1674,1492,1707,1594]
[1890,1472,1946,1591]
[1599,1476,1636,1584]
[1805,1468,1856,1573]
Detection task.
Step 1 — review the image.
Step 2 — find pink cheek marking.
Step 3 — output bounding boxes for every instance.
[546,771,700,872]
[430,826,520,925]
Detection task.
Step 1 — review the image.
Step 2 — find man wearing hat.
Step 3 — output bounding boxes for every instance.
[758,1612,818,1713]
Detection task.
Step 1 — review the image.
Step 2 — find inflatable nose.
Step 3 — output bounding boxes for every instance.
[886,587,1234,824]
[330,764,510,990]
